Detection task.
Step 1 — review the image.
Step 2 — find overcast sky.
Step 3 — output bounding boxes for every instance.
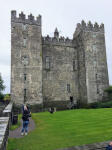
[0,0,112,93]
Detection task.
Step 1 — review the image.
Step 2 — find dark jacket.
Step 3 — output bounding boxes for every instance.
[22,109,30,121]
[106,145,112,150]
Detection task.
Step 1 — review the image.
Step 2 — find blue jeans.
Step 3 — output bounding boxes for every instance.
[21,121,29,133]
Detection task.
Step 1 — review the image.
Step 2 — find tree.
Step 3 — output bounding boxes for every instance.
[104,86,112,100]
[4,94,10,101]
[0,73,5,100]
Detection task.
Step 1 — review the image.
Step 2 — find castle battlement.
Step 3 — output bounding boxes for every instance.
[74,20,104,38]
[42,28,73,47]
[11,10,41,26]
[42,35,73,47]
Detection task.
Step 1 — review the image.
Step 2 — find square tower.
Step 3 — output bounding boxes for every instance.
[11,11,43,107]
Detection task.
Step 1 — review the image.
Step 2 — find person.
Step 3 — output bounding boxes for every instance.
[106,142,112,150]
[21,105,31,135]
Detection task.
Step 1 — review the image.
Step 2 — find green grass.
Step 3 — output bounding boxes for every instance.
[10,115,21,130]
[7,108,112,150]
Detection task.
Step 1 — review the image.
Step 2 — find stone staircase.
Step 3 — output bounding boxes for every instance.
[0,102,13,150]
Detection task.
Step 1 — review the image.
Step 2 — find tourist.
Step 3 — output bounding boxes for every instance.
[21,105,31,135]
[106,142,112,150]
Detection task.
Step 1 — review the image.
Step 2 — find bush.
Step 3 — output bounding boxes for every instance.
[4,94,10,101]
[0,93,4,101]
[86,100,112,109]
[104,86,112,100]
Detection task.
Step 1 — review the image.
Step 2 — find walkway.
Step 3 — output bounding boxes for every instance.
[9,118,35,138]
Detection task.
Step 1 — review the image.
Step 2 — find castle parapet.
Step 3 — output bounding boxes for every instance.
[11,10,41,26]
[42,28,73,46]
[74,20,105,37]
[42,35,73,47]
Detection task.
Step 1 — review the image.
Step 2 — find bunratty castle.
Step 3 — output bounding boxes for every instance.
[11,11,109,111]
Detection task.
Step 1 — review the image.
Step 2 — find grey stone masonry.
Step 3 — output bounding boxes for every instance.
[0,117,9,150]
[11,10,43,106]
[11,11,109,109]
[0,103,13,150]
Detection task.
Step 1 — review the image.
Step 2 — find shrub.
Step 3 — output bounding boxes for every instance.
[104,86,112,100]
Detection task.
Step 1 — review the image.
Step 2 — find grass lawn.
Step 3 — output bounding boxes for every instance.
[7,108,112,150]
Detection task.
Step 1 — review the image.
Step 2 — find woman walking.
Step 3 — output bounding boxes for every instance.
[21,105,30,135]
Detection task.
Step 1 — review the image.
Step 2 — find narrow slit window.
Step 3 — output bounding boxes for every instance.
[97,85,99,94]
[67,84,70,93]
[24,89,26,97]
[23,24,26,30]
[24,88,27,102]
[96,73,97,80]
[23,38,26,47]
[24,74,26,81]
[45,56,50,70]
[73,60,77,71]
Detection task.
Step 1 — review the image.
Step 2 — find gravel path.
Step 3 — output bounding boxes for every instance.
[9,118,36,138]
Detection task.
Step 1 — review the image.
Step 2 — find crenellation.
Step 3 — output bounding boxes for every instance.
[11,10,41,26]
[81,20,86,29]
[74,21,105,38]
[28,13,34,21]
[42,35,73,46]
[87,21,93,30]
[94,22,99,31]
[19,11,26,20]
[59,36,65,42]
[100,23,104,32]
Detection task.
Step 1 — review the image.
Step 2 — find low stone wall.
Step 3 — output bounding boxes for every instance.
[0,102,13,150]
[0,117,9,150]
[57,141,110,150]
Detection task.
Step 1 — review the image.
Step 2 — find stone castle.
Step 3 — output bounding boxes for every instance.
[11,11,109,110]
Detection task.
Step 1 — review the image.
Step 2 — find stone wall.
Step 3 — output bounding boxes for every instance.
[42,33,79,109]
[74,21,109,104]
[73,34,87,105]
[0,102,13,150]
[11,11,43,106]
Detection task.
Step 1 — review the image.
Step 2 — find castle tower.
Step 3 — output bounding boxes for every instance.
[11,11,43,108]
[54,28,59,39]
[74,21,109,104]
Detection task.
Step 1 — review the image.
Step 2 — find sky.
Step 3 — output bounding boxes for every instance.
[0,0,112,93]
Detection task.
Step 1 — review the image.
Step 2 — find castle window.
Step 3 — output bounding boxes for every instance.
[96,73,97,80]
[24,88,26,100]
[67,84,70,93]
[45,56,50,70]
[22,24,26,30]
[73,60,77,71]
[97,84,99,94]
[23,38,26,47]
[24,74,27,81]
[94,61,97,67]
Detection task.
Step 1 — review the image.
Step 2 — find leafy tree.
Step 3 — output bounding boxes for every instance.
[104,86,112,100]
[105,86,112,94]
[0,74,5,100]
[4,94,10,101]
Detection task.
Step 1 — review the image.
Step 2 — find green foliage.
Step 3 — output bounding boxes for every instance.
[87,101,112,108]
[104,86,112,94]
[10,115,21,130]
[0,93,4,100]
[104,86,112,100]
[0,74,5,93]
[4,94,10,101]
[0,74,5,100]
[7,109,112,150]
